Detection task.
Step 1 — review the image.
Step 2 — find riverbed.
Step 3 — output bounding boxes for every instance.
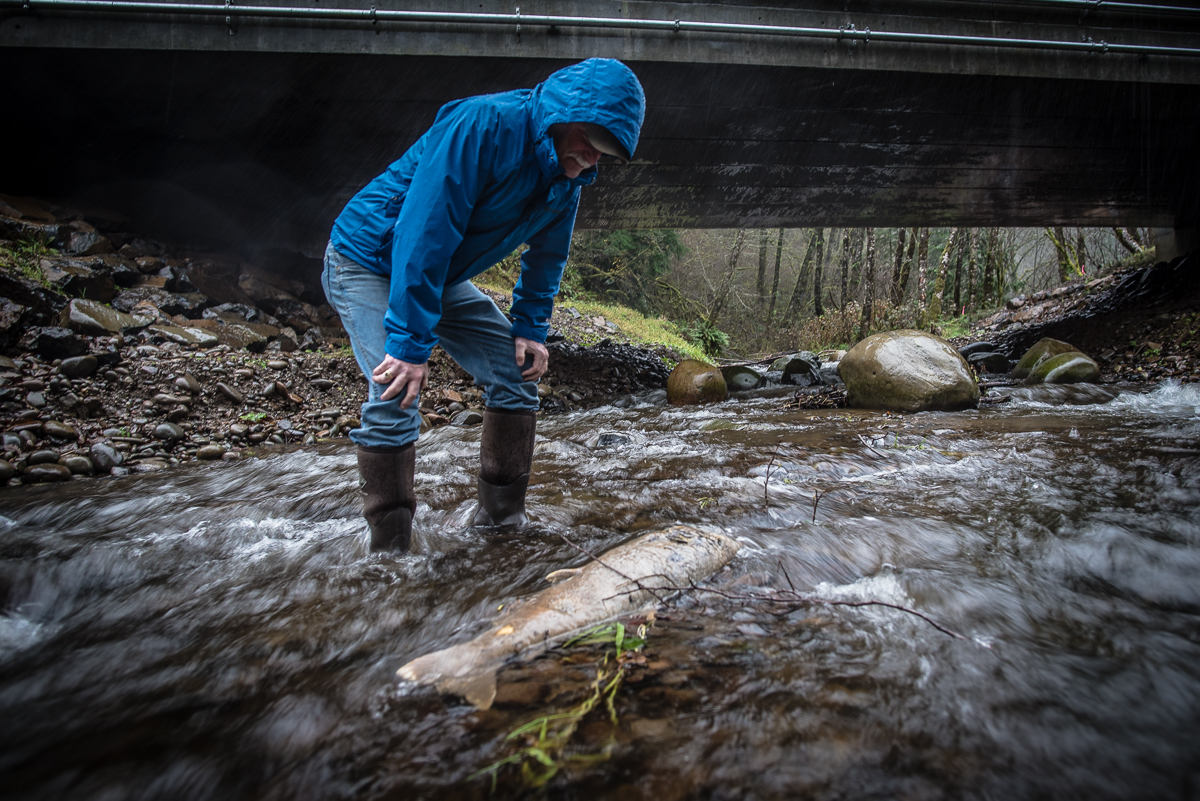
[2,381,1199,799]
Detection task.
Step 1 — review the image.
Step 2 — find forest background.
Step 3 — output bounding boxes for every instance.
[485,225,1159,359]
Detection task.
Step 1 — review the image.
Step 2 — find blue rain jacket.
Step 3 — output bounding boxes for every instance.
[330,58,645,364]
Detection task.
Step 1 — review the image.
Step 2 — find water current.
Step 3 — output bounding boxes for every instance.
[2,380,1200,800]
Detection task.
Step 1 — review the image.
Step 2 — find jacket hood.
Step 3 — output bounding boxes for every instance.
[531,58,646,167]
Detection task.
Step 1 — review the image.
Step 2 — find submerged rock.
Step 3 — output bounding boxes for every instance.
[1025,351,1101,385]
[839,330,979,412]
[781,352,822,386]
[1011,338,1079,380]
[667,360,728,405]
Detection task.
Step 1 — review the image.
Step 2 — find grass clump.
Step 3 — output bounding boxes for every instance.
[471,620,649,791]
[0,236,56,288]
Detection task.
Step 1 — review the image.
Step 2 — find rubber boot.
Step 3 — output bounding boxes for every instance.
[356,443,416,551]
[473,408,536,526]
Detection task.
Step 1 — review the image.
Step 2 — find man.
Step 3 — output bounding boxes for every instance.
[322,58,646,551]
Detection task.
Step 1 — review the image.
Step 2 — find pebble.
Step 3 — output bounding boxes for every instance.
[59,355,99,379]
[267,360,288,370]
[451,410,483,426]
[166,407,189,422]
[310,379,334,390]
[19,379,45,391]
[196,445,225,460]
[0,459,13,480]
[104,370,120,381]
[175,373,202,393]
[24,463,71,482]
[229,423,249,437]
[217,382,245,404]
[154,422,186,442]
[61,455,94,475]
[26,391,46,408]
[140,365,159,376]
[28,450,60,466]
[2,433,19,451]
[42,420,78,440]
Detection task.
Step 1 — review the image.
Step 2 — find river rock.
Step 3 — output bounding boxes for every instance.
[42,420,77,440]
[216,324,268,352]
[1025,351,1101,385]
[113,286,191,317]
[59,354,99,378]
[968,352,1011,374]
[26,391,46,408]
[1011,338,1079,380]
[0,459,12,481]
[90,441,123,471]
[196,444,225,460]
[24,462,72,482]
[958,341,999,359]
[781,352,823,386]
[452,410,483,426]
[840,330,979,412]
[60,454,94,474]
[721,365,764,391]
[154,422,186,443]
[20,326,88,359]
[216,382,245,404]
[175,373,202,394]
[146,325,219,348]
[60,298,149,336]
[40,258,116,302]
[667,360,728,405]
[28,449,61,465]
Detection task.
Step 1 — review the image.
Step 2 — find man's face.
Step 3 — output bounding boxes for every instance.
[552,123,601,179]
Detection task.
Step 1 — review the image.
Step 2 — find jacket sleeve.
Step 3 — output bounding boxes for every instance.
[510,192,579,343]
[384,114,491,363]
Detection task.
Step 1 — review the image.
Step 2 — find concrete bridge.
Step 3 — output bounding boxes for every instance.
[1,0,1198,256]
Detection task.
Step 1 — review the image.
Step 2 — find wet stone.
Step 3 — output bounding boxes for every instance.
[452,410,483,426]
[267,360,288,370]
[19,379,45,391]
[0,459,12,481]
[196,445,224,460]
[175,373,202,394]
[60,455,94,475]
[26,391,46,408]
[42,421,77,440]
[27,450,60,465]
[90,442,123,471]
[216,382,245,404]
[59,355,99,378]
[310,378,334,390]
[23,463,71,482]
[166,407,189,423]
[154,423,186,443]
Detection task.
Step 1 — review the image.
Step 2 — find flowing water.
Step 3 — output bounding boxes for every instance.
[2,381,1200,800]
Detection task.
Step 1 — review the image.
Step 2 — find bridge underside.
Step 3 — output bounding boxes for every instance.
[1,47,1197,254]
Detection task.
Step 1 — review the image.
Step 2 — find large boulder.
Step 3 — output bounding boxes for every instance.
[1011,338,1079,380]
[1025,351,1100,385]
[667,360,728,405]
[781,351,823,386]
[840,330,979,412]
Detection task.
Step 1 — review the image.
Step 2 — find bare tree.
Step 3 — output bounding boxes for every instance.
[857,228,876,342]
[784,231,818,321]
[916,227,931,325]
[839,229,852,311]
[927,228,959,323]
[767,228,785,319]
[756,229,770,303]
[706,229,747,329]
[812,228,827,317]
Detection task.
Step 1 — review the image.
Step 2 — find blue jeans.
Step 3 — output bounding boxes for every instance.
[321,242,539,449]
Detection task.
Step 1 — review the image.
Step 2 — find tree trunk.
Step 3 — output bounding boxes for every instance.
[916,227,931,326]
[756,229,770,303]
[890,227,907,306]
[896,227,918,306]
[847,230,865,302]
[1076,230,1087,277]
[784,231,817,321]
[707,229,746,329]
[927,228,958,324]
[1113,227,1140,254]
[1048,227,1074,282]
[839,229,852,311]
[813,228,827,317]
[767,228,785,319]
[858,228,876,342]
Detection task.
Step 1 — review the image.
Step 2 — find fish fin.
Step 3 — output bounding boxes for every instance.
[438,670,498,710]
[398,644,501,710]
[544,568,582,584]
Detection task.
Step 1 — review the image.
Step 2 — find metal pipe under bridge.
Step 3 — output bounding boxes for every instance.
[1,0,1198,255]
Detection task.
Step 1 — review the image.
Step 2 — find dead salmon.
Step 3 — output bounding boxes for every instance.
[397,525,740,709]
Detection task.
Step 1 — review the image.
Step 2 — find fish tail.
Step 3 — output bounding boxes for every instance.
[397,644,501,710]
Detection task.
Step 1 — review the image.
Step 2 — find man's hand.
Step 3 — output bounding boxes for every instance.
[372,355,428,407]
[514,337,549,381]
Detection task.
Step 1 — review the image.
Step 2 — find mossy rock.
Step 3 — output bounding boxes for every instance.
[1011,338,1079,380]
[1025,351,1100,384]
[839,329,979,412]
[667,360,728,405]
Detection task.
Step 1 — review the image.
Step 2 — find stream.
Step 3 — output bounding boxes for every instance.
[2,380,1200,799]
